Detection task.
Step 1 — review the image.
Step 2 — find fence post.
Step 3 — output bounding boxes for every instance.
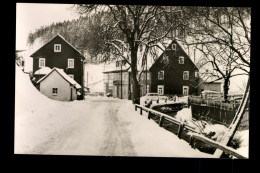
[159,116,164,127]
[140,107,143,115]
[177,123,184,138]
[189,135,194,148]
[148,111,151,120]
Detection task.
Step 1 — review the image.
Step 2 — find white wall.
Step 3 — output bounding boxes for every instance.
[40,70,77,101]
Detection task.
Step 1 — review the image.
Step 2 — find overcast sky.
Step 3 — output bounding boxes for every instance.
[16,3,79,50]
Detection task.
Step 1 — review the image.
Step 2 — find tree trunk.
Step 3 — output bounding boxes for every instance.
[130,46,140,104]
[223,78,230,102]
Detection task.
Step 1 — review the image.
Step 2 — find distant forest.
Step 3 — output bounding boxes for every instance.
[27,12,108,59]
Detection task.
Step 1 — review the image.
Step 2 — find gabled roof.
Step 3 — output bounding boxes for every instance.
[30,34,85,59]
[37,67,81,89]
[149,39,199,71]
[102,39,199,74]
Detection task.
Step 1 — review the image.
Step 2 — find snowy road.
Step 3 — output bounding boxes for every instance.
[16,97,213,157]
[27,98,136,156]
[20,97,211,157]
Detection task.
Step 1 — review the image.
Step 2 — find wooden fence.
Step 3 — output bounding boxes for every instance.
[189,97,249,129]
[134,104,247,159]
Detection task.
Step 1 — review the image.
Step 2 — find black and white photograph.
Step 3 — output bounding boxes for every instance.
[15,3,250,159]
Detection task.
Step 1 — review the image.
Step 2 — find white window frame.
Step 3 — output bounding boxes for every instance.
[183,86,189,96]
[195,71,199,78]
[179,56,184,64]
[183,71,189,80]
[54,44,61,52]
[39,58,45,68]
[157,85,164,95]
[158,70,164,80]
[172,44,176,50]
[147,85,150,93]
[68,74,74,79]
[52,88,58,96]
[68,59,74,68]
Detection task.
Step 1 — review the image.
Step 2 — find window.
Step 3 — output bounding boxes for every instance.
[158,85,164,95]
[147,85,150,93]
[147,73,150,80]
[158,70,164,80]
[68,59,74,68]
[116,61,120,67]
[68,74,74,79]
[54,44,61,52]
[52,88,58,96]
[183,71,189,80]
[183,86,189,96]
[172,44,176,50]
[195,71,199,78]
[39,58,45,68]
[179,56,184,64]
[162,54,169,65]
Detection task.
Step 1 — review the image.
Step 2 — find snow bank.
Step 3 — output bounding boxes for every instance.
[117,100,214,158]
[15,66,85,153]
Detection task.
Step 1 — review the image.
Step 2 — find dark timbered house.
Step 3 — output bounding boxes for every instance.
[30,34,86,99]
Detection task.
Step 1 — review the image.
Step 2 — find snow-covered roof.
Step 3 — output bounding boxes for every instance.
[37,67,81,89]
[30,34,85,59]
[34,66,52,75]
[201,90,222,94]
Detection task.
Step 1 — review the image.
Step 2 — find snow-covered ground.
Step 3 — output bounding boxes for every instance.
[15,66,215,158]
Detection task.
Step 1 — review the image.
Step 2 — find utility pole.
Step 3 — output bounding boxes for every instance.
[146,52,148,95]
[121,60,123,99]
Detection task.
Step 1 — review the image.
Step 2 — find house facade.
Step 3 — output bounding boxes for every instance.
[37,68,81,101]
[30,34,85,99]
[103,60,130,99]
[103,39,200,99]
[149,39,199,96]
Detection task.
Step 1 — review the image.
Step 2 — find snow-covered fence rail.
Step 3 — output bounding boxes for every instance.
[190,133,247,159]
[134,104,200,136]
[134,104,247,159]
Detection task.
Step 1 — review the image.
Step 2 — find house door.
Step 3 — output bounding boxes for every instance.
[183,86,189,96]
[157,85,164,95]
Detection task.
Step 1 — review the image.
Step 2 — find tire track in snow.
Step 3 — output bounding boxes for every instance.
[99,100,136,156]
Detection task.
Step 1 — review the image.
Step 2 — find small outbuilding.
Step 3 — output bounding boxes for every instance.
[37,68,81,101]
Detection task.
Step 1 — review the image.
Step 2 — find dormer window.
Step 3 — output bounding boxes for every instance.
[172,44,176,50]
[68,59,74,68]
[54,44,61,52]
[39,58,45,68]
[179,56,184,64]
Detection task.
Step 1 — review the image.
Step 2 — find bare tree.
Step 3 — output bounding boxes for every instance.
[74,4,183,103]
[182,7,250,101]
